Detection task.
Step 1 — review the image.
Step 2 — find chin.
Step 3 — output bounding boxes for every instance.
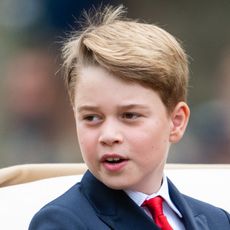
[104,182,128,190]
[101,177,133,190]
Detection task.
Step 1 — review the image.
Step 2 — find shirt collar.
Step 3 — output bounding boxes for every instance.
[125,174,182,218]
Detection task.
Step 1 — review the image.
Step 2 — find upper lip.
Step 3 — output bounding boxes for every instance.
[100,153,128,163]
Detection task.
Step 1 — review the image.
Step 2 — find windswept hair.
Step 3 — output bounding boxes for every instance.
[62,5,189,113]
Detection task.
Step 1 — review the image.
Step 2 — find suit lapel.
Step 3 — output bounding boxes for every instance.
[81,171,160,230]
[81,171,210,229]
[167,178,210,230]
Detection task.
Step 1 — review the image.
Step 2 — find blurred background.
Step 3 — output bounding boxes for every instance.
[0,0,230,167]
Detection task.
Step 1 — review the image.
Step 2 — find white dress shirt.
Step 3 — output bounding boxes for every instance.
[125,175,185,230]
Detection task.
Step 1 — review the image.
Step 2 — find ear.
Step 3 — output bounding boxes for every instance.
[169,102,190,143]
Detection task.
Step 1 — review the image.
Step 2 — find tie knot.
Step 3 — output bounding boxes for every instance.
[142,196,173,230]
[143,196,164,216]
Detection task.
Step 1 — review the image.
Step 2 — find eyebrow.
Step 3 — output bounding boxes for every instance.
[117,104,148,110]
[76,105,100,113]
[77,104,148,113]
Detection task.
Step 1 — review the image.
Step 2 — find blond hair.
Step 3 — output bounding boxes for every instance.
[62,5,189,113]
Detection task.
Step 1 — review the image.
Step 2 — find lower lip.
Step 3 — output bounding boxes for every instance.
[102,160,128,172]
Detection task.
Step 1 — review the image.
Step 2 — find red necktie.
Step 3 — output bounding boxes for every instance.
[143,196,173,230]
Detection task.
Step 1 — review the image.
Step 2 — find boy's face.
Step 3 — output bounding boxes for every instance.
[74,66,189,194]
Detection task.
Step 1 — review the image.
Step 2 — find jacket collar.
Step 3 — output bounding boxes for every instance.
[81,171,209,230]
[81,170,160,229]
[167,178,209,230]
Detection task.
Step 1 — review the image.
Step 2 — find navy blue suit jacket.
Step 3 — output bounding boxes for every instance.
[29,170,230,229]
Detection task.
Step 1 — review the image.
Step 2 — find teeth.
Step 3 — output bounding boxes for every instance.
[106,157,120,162]
[113,157,120,161]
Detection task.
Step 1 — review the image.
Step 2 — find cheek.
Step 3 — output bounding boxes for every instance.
[77,127,97,155]
[130,124,170,155]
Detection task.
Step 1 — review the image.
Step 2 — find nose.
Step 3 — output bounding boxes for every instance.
[98,120,123,146]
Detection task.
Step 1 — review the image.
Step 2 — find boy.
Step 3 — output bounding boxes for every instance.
[29,5,230,229]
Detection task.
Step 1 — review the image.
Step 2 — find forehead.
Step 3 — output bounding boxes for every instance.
[76,65,152,95]
[74,66,165,110]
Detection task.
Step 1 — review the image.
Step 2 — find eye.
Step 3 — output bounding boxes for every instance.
[82,114,102,124]
[121,112,141,120]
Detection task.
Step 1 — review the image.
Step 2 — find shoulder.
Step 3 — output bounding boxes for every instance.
[29,173,111,230]
[183,194,230,224]
[29,180,107,229]
[167,178,230,228]
[29,182,89,229]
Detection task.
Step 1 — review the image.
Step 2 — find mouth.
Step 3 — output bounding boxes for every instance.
[101,154,127,163]
[101,154,128,171]
[105,157,125,164]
